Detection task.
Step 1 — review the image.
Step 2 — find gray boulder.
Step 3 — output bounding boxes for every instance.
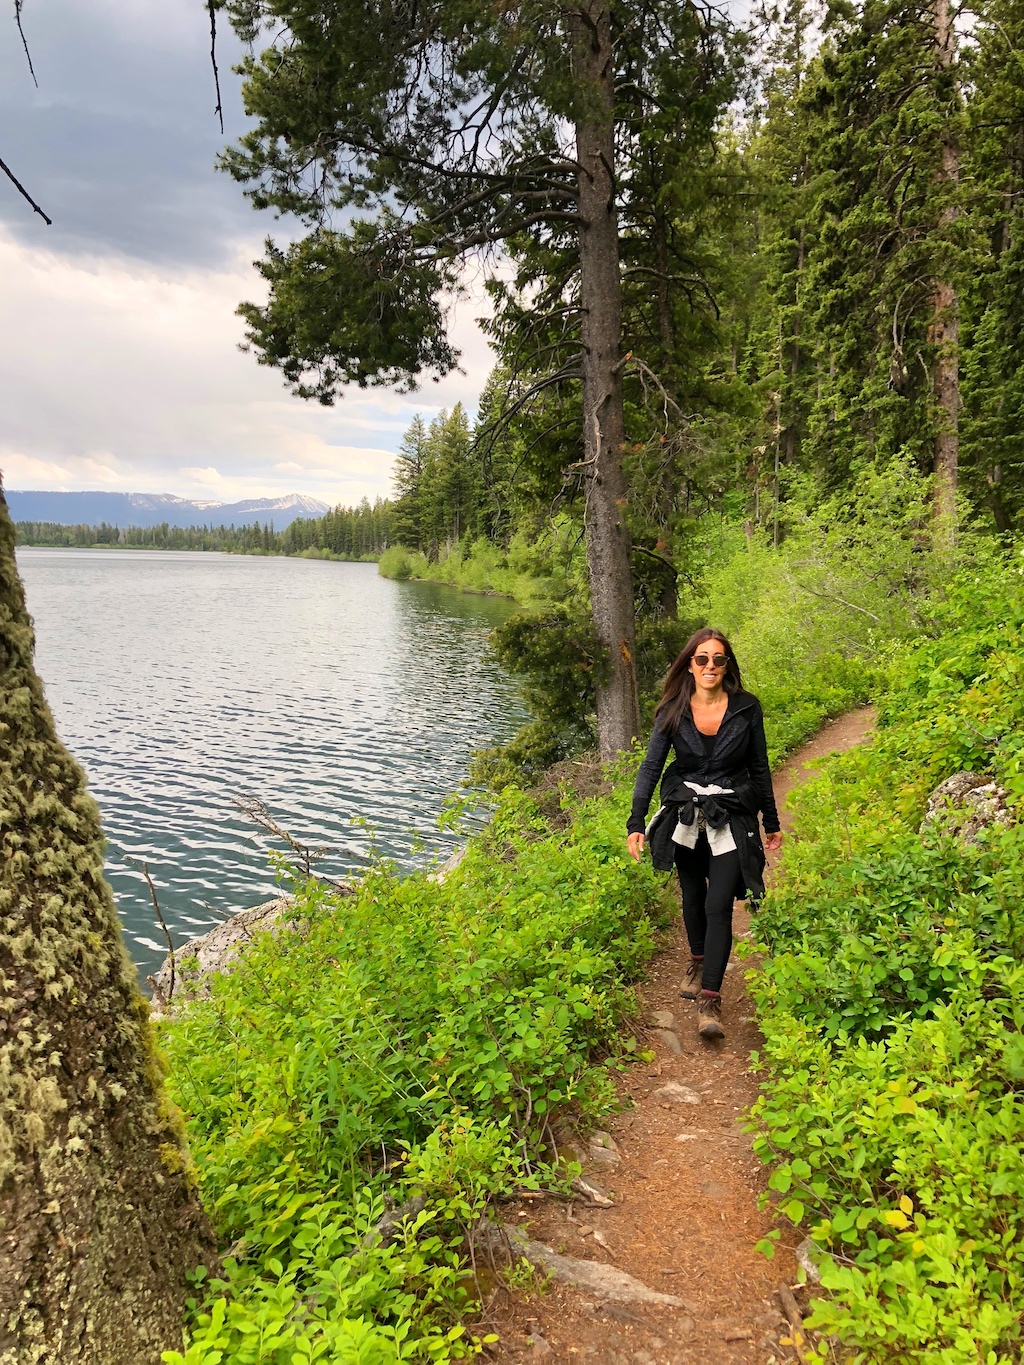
[148,896,295,1015]
[920,772,1013,845]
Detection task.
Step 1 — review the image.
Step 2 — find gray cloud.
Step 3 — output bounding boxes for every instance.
[0,1,497,505]
[0,0,258,266]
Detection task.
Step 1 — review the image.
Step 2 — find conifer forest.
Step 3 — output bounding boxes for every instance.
[4,1,1024,1362]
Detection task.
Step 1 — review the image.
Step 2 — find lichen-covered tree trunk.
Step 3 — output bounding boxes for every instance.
[572,0,641,760]
[0,483,217,1364]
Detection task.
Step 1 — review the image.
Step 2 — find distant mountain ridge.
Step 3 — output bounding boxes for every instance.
[7,490,330,530]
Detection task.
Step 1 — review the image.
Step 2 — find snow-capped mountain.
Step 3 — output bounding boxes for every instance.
[6,490,331,530]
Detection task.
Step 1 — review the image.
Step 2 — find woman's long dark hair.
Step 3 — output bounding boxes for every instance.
[654,627,743,734]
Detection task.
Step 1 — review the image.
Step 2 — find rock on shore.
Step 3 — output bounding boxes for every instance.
[149,895,294,1015]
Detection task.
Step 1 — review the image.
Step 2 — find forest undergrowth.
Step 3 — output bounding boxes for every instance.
[160,504,1024,1363]
[159,782,675,1364]
[749,546,1024,1362]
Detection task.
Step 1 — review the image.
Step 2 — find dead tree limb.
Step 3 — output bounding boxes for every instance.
[0,153,51,224]
[14,0,37,85]
[207,0,224,134]
[137,860,175,1004]
[792,580,882,623]
[232,794,357,893]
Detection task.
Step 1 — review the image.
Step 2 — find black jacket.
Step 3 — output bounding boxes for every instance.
[627,689,780,899]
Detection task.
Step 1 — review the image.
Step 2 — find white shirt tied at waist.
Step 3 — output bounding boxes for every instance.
[672,782,737,856]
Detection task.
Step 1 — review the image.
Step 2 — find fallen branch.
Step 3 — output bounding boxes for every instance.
[777,1282,811,1363]
[792,580,882,623]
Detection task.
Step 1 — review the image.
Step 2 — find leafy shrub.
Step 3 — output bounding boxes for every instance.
[696,461,993,763]
[161,786,674,1362]
[377,524,581,607]
[379,545,415,580]
[748,544,1024,1360]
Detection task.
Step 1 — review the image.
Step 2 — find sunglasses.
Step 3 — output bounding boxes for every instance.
[693,653,728,669]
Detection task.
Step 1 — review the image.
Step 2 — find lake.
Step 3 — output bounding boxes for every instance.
[16,549,526,981]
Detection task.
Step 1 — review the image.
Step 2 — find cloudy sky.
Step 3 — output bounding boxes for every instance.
[0,0,494,506]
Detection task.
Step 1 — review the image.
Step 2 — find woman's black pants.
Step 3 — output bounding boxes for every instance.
[674,832,740,994]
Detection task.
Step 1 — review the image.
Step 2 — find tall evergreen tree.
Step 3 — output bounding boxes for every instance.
[745,0,819,534]
[392,414,429,551]
[750,0,968,531]
[960,0,1024,529]
[213,0,737,758]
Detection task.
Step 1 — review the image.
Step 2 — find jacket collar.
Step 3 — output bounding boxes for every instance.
[724,689,757,716]
[679,688,755,746]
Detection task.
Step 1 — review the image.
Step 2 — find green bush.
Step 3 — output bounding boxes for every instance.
[161,786,674,1363]
[378,545,415,580]
[696,461,986,763]
[747,544,1024,1361]
[377,525,580,606]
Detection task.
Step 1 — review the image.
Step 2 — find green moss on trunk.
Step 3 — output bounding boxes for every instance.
[0,485,217,1364]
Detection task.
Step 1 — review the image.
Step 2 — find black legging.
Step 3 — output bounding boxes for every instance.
[674,832,740,993]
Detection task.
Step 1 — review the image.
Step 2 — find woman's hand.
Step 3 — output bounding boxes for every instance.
[627,832,645,862]
[764,830,783,853]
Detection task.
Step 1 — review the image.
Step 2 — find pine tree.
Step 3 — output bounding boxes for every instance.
[392,415,429,551]
[960,0,1024,529]
[755,0,968,528]
[213,0,747,757]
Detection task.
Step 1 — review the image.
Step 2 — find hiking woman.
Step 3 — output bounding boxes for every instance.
[626,628,782,1040]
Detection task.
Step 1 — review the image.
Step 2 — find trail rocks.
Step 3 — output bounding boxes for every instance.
[647,1008,685,1054]
[652,1081,701,1105]
[587,1132,622,1168]
[149,895,295,1012]
[795,1236,823,1285]
[496,1225,691,1307]
[363,1195,428,1249]
[572,1175,615,1207]
[921,772,1013,844]
[649,1027,685,1055]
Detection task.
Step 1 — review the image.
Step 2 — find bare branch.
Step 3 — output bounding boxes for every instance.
[472,363,583,458]
[208,0,224,134]
[14,0,37,85]
[632,543,678,579]
[792,580,882,622]
[232,793,357,891]
[136,860,175,1004]
[0,153,51,224]
[629,355,682,424]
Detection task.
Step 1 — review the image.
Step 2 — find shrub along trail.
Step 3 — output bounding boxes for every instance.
[492,708,877,1364]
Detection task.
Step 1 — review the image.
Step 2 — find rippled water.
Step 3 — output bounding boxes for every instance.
[17,549,526,980]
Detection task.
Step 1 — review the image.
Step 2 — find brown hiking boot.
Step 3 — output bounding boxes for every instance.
[679,957,704,1001]
[697,992,725,1040]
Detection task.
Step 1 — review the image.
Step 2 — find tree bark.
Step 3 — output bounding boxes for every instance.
[571,1,640,760]
[930,0,959,541]
[0,483,217,1364]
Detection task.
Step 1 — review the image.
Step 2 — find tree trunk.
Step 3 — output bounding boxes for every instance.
[653,209,675,362]
[780,220,805,476]
[572,1,640,760]
[930,0,959,540]
[0,484,217,1364]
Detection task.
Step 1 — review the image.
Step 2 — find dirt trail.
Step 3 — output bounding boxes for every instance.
[491,707,877,1364]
